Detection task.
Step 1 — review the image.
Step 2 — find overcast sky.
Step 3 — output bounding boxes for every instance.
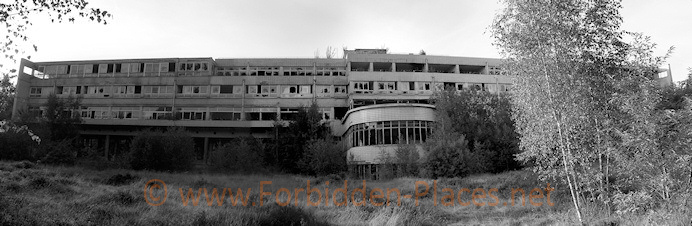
[6,0,691,82]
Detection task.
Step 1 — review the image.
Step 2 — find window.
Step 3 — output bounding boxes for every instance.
[246,85,258,94]
[143,86,173,95]
[179,62,208,71]
[144,63,159,73]
[417,82,431,91]
[143,107,173,120]
[353,81,373,93]
[283,85,298,94]
[69,65,84,76]
[111,107,140,119]
[62,86,77,95]
[317,85,331,94]
[210,108,242,120]
[30,87,42,97]
[177,108,206,120]
[115,86,127,94]
[87,86,109,95]
[129,63,141,73]
[261,85,277,94]
[349,120,433,147]
[334,86,348,94]
[280,108,299,120]
[299,85,311,94]
[98,64,108,74]
[82,107,110,119]
[377,82,397,91]
[181,86,208,94]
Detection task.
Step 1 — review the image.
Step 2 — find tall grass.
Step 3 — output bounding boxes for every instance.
[1,161,682,225]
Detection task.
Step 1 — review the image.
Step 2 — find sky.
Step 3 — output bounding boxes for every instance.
[4,0,691,82]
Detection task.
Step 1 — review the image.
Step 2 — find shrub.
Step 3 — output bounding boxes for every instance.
[423,133,486,178]
[209,137,264,172]
[298,138,346,176]
[129,128,195,171]
[38,140,78,165]
[395,143,420,177]
[0,121,40,161]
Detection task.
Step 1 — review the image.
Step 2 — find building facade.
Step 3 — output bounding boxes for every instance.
[13,49,512,177]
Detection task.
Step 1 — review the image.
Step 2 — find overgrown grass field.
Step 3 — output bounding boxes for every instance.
[0,161,677,225]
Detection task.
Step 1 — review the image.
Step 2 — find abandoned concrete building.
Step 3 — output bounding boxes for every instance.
[12,48,673,178]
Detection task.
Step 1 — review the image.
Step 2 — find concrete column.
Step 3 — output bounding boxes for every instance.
[203,137,209,164]
[240,79,246,120]
[391,62,396,72]
[454,65,460,74]
[368,62,373,72]
[423,62,429,73]
[104,135,110,159]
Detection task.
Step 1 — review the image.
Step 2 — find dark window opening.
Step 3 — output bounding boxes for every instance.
[107,64,114,73]
[134,86,141,94]
[220,85,233,94]
[115,64,122,73]
[168,62,175,72]
[334,107,348,120]
[247,113,260,120]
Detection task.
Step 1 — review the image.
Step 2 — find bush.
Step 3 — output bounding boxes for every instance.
[424,133,486,178]
[129,128,195,171]
[298,138,346,176]
[38,140,78,165]
[209,137,264,172]
[395,143,420,177]
[0,121,40,161]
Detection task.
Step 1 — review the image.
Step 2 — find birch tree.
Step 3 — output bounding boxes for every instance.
[491,0,678,222]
